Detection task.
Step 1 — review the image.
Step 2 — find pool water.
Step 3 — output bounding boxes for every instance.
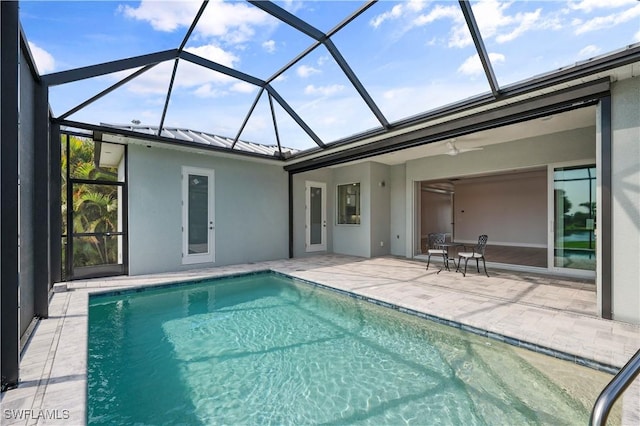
[88,272,612,425]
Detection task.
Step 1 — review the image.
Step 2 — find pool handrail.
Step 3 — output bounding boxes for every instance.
[590,347,640,426]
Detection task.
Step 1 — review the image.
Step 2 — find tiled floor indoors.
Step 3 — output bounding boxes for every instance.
[2,255,639,425]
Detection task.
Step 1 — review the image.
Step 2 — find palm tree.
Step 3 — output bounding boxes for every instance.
[62,135,119,273]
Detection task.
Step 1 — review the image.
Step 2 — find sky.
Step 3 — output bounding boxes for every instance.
[20,0,640,151]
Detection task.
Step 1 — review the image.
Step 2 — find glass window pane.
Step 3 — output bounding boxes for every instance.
[337,183,361,225]
[66,135,119,181]
[188,174,209,254]
[553,165,596,271]
[310,187,323,245]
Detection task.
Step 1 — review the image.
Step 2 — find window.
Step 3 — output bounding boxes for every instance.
[337,183,360,225]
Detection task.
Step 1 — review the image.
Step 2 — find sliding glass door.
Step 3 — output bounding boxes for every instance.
[551,164,596,272]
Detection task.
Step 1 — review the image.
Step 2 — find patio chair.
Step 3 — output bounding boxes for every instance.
[425,233,450,273]
[456,235,489,277]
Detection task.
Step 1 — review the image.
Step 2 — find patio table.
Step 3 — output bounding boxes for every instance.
[436,242,466,272]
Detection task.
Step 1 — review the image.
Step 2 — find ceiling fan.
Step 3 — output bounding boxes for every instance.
[445,139,484,156]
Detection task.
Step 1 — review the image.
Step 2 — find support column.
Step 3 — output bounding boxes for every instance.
[34,81,50,317]
[288,171,293,258]
[1,0,21,391]
[599,96,612,320]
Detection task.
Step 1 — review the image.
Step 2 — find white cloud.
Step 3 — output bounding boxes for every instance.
[369,0,545,49]
[297,65,320,78]
[377,79,490,122]
[495,9,541,43]
[28,42,55,74]
[119,0,277,44]
[118,1,200,32]
[120,43,239,96]
[413,4,460,26]
[471,0,543,45]
[568,0,637,13]
[193,83,223,98]
[317,55,330,66]
[273,74,287,83]
[185,44,239,68]
[577,45,602,59]
[262,40,276,53]
[574,3,640,34]
[635,29,640,42]
[231,81,257,94]
[370,0,428,28]
[304,84,345,96]
[123,61,175,95]
[370,3,407,28]
[458,53,505,76]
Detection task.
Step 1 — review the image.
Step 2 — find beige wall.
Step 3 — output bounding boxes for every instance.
[420,190,453,241]
[453,170,547,246]
[404,126,596,257]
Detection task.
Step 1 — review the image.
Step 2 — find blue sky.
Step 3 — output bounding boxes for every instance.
[20,0,640,150]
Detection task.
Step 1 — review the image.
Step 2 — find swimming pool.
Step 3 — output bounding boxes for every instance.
[87,272,613,425]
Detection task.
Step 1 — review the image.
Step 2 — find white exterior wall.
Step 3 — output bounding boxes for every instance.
[332,163,371,257]
[390,165,407,256]
[370,162,391,257]
[127,145,289,275]
[609,77,640,323]
[292,161,391,258]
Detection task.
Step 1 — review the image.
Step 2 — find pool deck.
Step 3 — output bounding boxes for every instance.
[2,255,639,425]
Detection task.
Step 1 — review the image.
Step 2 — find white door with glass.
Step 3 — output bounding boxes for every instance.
[182,167,215,264]
[305,181,326,252]
[548,163,596,274]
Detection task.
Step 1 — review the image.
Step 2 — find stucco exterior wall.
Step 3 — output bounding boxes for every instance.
[370,162,391,257]
[390,165,407,256]
[332,163,371,257]
[609,76,640,323]
[127,145,289,275]
[293,161,391,258]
